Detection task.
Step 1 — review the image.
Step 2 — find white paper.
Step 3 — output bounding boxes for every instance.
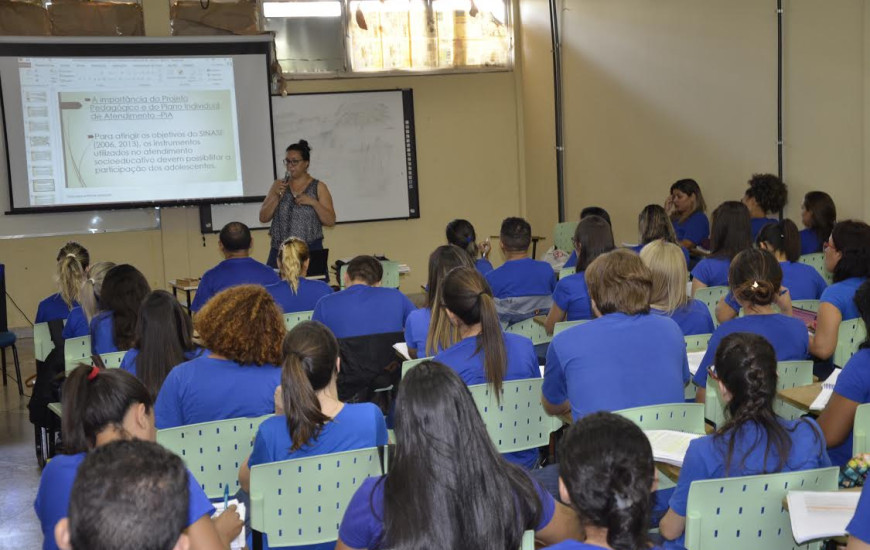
[644,430,702,467]
[212,499,246,550]
[786,491,860,544]
[540,365,545,377]
[687,351,706,376]
[810,368,842,411]
[393,342,411,361]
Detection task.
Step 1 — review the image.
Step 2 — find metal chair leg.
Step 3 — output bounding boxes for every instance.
[12,344,22,395]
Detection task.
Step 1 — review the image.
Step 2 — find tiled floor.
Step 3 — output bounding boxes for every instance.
[0,337,45,550]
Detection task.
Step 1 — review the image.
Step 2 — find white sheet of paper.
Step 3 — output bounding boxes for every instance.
[687,351,706,376]
[644,430,702,467]
[786,491,860,544]
[810,368,842,411]
[393,342,411,361]
[212,499,246,550]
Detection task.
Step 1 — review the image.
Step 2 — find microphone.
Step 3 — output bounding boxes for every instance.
[283,171,290,184]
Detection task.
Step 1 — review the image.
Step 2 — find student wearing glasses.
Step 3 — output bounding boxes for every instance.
[260,139,337,268]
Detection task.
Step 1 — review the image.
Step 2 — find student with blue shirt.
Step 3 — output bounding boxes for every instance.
[660,333,831,546]
[446,218,493,275]
[238,321,387,550]
[190,221,280,312]
[35,365,242,550]
[629,204,690,263]
[89,264,150,354]
[742,173,788,240]
[846,482,870,549]
[544,215,614,334]
[818,281,870,466]
[640,240,713,336]
[563,206,612,269]
[543,249,689,421]
[312,255,414,339]
[155,285,284,428]
[264,236,332,313]
[799,190,837,255]
[691,201,752,294]
[62,262,114,339]
[693,249,809,403]
[433,266,540,468]
[666,178,708,256]
[36,242,88,324]
[336,361,579,550]
[809,220,870,364]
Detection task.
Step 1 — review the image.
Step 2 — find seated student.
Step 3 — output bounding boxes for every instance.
[544,215,614,334]
[742,173,788,240]
[336,361,579,550]
[717,219,826,324]
[155,285,284,428]
[264,236,332,313]
[89,264,150,354]
[543,249,689,421]
[54,439,190,550]
[446,218,493,275]
[799,190,836,255]
[847,482,870,550]
[640,240,714,336]
[190,221,280,312]
[631,204,690,264]
[543,412,663,550]
[238,321,388,550]
[818,280,870,466]
[660,333,830,546]
[809,220,870,365]
[120,290,203,399]
[404,245,473,359]
[694,249,809,403]
[36,242,89,324]
[691,201,752,294]
[312,255,414,339]
[563,206,612,268]
[666,178,709,256]
[433,267,540,469]
[35,366,241,550]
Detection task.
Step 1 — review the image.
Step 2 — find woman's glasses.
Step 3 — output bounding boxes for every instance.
[283,158,303,167]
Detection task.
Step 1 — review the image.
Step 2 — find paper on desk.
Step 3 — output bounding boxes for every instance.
[644,430,702,467]
[810,368,842,411]
[540,365,545,377]
[393,343,411,361]
[212,499,246,550]
[687,351,706,376]
[786,491,860,544]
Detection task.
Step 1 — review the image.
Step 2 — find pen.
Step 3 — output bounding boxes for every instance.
[223,484,229,510]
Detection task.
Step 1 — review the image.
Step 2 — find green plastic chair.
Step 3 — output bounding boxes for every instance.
[283,310,314,331]
[558,266,576,280]
[834,318,867,367]
[63,335,92,373]
[791,299,820,313]
[773,360,814,420]
[339,261,400,289]
[684,333,711,401]
[854,403,870,456]
[798,252,833,285]
[553,221,577,252]
[98,351,126,369]
[693,286,729,328]
[553,319,588,336]
[34,322,54,362]
[505,318,552,346]
[616,403,706,435]
[157,415,271,499]
[684,467,839,550]
[250,446,386,548]
[400,356,432,379]
[520,530,534,550]
[468,378,562,454]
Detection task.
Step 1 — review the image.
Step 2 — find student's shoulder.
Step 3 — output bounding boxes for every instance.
[303,277,333,293]
[257,414,287,436]
[42,452,86,480]
[504,331,536,351]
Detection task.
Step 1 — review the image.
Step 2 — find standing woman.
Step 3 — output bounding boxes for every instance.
[260,140,337,268]
[36,242,89,323]
[742,173,788,240]
[666,178,708,255]
[446,219,493,275]
[264,237,333,313]
[690,201,752,295]
[800,191,837,255]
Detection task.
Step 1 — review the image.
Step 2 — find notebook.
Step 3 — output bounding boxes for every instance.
[793,307,818,333]
[212,499,246,550]
[644,430,702,467]
[687,351,706,376]
[810,368,842,411]
[786,490,860,544]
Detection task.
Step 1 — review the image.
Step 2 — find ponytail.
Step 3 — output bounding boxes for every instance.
[78,262,116,322]
[729,248,782,307]
[279,237,309,293]
[55,242,89,308]
[756,220,801,262]
[445,219,480,261]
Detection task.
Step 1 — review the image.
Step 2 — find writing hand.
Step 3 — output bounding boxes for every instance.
[214,504,244,546]
[479,239,491,258]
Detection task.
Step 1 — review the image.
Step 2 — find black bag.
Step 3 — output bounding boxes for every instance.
[337,331,403,407]
[28,319,65,429]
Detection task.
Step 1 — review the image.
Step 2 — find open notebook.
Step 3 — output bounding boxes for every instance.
[786,491,860,544]
[793,307,819,333]
[810,368,842,411]
[644,430,702,467]
[213,499,246,550]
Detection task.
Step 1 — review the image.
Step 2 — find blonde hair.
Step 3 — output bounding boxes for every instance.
[586,249,652,316]
[55,242,89,308]
[278,237,309,293]
[79,261,116,322]
[639,240,688,313]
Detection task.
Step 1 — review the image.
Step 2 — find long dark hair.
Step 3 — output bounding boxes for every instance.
[638,204,678,245]
[728,248,783,307]
[134,290,196,399]
[669,178,706,220]
[803,191,836,248]
[280,321,338,452]
[381,361,543,550]
[424,245,474,308]
[61,365,152,454]
[560,412,654,550]
[446,219,481,261]
[575,215,615,271]
[830,220,870,283]
[709,201,752,260]
[100,264,151,351]
[756,219,801,263]
[855,280,870,350]
[440,267,506,396]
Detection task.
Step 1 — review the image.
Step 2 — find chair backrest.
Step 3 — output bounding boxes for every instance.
[834,318,867,367]
[520,530,534,550]
[553,221,578,252]
[684,467,839,550]
[553,319,588,336]
[558,266,576,280]
[99,351,126,369]
[250,446,385,547]
[693,286,729,328]
[704,372,726,428]
[616,403,706,435]
[791,299,820,313]
[34,321,54,362]
[156,415,270,499]
[685,333,712,353]
[468,378,562,454]
[339,261,400,289]
[400,356,432,379]
[63,335,92,373]
[798,252,833,285]
[772,360,815,420]
[283,310,314,331]
[854,403,870,456]
[504,317,552,346]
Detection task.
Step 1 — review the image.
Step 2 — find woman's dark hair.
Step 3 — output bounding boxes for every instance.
[855,280,870,350]
[756,219,801,263]
[280,321,338,452]
[803,191,836,248]
[638,204,678,245]
[446,219,481,260]
[728,248,782,307]
[286,139,311,162]
[440,267,506,396]
[669,178,706,217]
[425,245,474,308]
[745,173,788,214]
[574,215,615,271]
[133,290,196,399]
[100,264,151,351]
[61,365,153,454]
[709,201,752,260]
[830,220,870,283]
[381,361,543,550]
[580,206,612,227]
[560,412,654,550]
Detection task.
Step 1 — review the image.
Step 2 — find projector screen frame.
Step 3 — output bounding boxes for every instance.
[0,36,275,215]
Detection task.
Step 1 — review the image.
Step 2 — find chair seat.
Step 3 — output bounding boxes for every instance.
[0,331,16,348]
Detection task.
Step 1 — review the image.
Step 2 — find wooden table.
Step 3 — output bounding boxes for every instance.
[777,383,823,415]
[168,278,200,314]
[657,462,682,483]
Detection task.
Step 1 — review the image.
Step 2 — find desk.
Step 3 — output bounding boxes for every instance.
[657,462,682,483]
[169,278,200,314]
[777,383,822,415]
[489,235,547,259]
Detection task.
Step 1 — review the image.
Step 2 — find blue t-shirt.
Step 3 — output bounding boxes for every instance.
[338,474,555,550]
[543,313,689,420]
[693,314,809,387]
[690,257,731,288]
[120,347,205,378]
[62,306,89,339]
[36,293,76,324]
[90,311,118,354]
[751,217,778,240]
[828,349,870,466]
[34,452,215,550]
[673,211,709,246]
[485,258,557,299]
[723,261,828,314]
[800,228,823,255]
[404,307,432,356]
[154,355,281,429]
[651,300,714,336]
[476,258,494,275]
[191,257,280,312]
[544,542,663,550]
[265,278,333,314]
[247,404,388,550]
[564,250,578,269]
[312,284,415,339]
[847,482,870,544]
[821,277,867,321]
[551,271,593,321]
